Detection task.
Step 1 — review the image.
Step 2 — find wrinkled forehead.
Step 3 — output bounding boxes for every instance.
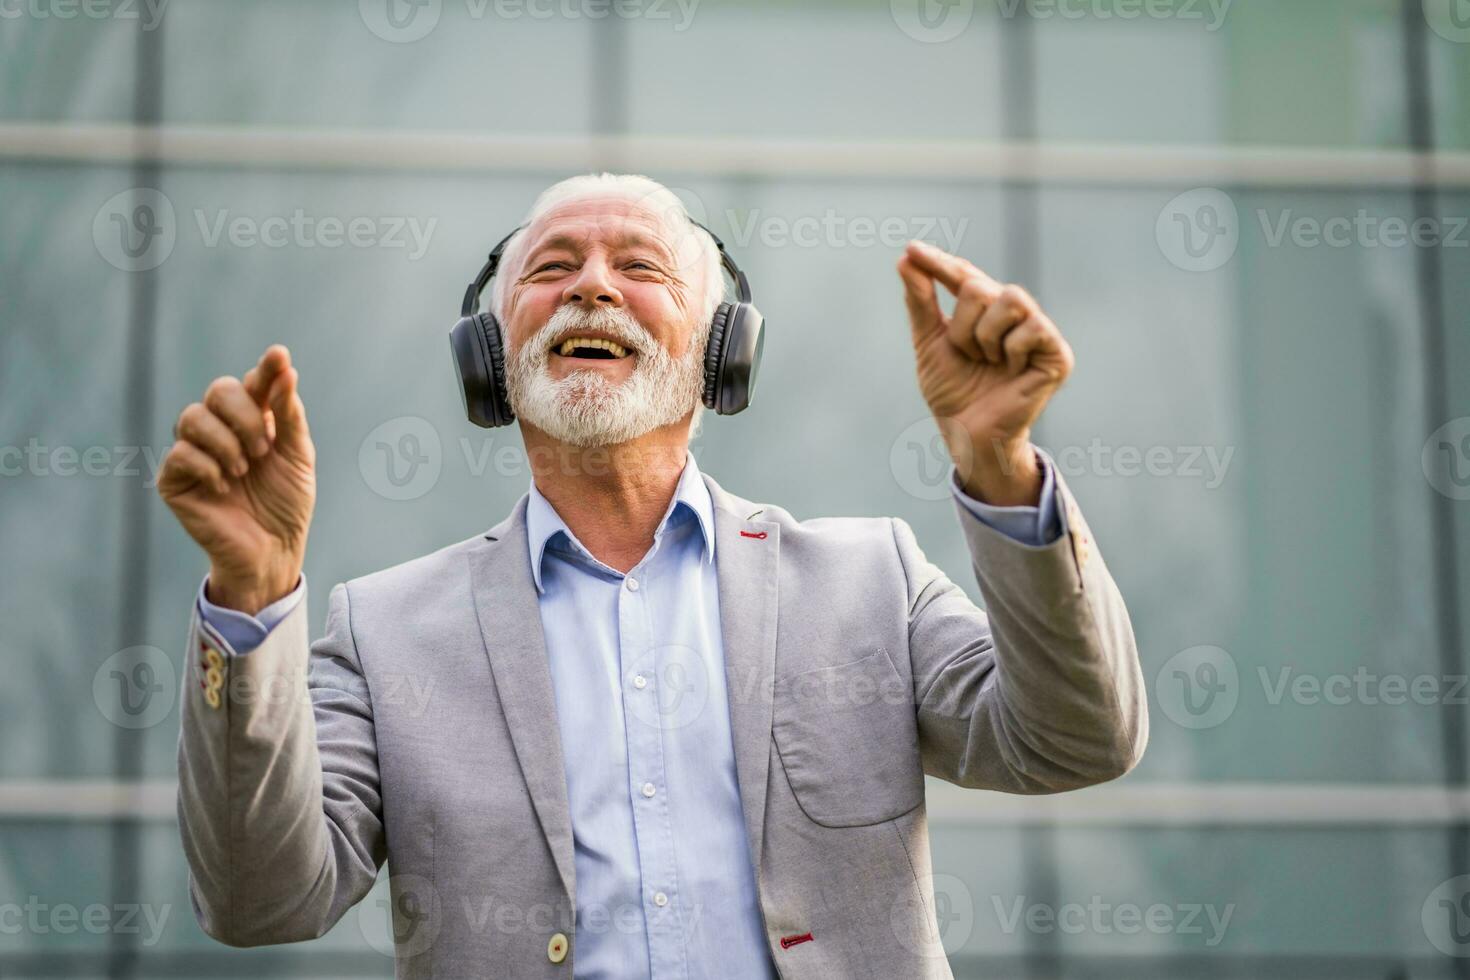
[520,195,703,266]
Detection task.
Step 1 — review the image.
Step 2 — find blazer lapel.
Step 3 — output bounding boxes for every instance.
[706,475,780,882]
[467,497,576,902]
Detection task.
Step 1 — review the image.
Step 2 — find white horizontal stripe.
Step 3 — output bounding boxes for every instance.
[4,122,1470,187]
[924,780,1470,826]
[0,780,176,819]
[2,780,1467,825]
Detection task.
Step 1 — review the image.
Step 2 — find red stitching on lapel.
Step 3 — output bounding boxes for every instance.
[780,932,813,949]
[740,530,768,539]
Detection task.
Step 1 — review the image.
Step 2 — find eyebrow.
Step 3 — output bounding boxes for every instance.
[522,228,677,266]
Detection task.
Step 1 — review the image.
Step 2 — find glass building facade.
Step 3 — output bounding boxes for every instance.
[2,0,1469,975]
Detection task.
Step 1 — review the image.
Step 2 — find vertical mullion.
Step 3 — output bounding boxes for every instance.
[110,14,166,980]
[1401,2,1467,978]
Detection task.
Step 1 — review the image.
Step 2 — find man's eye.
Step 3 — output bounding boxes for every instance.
[535,262,570,273]
[627,261,656,271]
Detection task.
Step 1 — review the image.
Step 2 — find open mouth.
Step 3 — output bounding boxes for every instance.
[552,336,633,360]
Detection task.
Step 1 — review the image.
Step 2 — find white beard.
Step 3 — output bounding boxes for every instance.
[505,305,708,448]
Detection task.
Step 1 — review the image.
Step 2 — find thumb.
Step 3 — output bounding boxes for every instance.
[897,252,943,343]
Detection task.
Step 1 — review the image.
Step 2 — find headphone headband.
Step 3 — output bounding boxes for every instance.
[459,219,750,319]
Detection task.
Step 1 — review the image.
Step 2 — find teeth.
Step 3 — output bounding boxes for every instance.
[557,337,629,358]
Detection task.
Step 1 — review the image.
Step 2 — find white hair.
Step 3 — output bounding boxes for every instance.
[490,173,725,326]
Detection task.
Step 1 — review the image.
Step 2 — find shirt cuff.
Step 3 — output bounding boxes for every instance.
[950,450,1065,546]
[196,575,306,654]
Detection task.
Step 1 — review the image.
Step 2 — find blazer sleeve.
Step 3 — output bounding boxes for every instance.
[895,474,1149,794]
[176,581,386,946]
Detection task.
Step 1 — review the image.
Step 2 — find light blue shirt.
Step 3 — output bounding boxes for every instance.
[197,452,1063,977]
[521,454,772,978]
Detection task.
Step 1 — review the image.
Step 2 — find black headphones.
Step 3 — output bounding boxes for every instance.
[449,220,764,429]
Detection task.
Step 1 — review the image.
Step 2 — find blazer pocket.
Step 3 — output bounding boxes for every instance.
[771,650,924,828]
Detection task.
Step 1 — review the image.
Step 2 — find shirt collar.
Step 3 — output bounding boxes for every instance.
[525,451,716,593]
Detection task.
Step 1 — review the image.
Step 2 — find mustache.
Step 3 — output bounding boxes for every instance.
[529,305,655,357]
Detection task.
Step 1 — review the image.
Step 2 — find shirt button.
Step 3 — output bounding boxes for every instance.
[625,577,639,592]
[641,782,656,798]
[653,891,668,907]
[633,674,647,689]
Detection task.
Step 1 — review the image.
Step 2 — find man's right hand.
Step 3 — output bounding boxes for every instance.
[158,345,316,616]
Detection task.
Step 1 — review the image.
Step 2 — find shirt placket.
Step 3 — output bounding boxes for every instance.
[618,540,688,980]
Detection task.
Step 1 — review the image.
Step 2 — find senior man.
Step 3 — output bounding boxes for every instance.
[159,174,1147,979]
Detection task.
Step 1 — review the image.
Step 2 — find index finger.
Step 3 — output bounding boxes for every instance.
[243,345,292,404]
[904,241,1000,299]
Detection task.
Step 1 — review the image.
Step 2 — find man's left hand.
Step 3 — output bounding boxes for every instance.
[897,240,1074,507]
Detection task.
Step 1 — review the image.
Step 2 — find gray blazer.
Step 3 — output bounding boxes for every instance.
[176,471,1148,978]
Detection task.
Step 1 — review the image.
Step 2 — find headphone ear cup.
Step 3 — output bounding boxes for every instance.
[702,303,731,410]
[478,313,515,427]
[703,301,764,415]
[449,313,516,428]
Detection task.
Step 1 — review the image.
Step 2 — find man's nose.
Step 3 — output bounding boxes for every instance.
[562,256,623,308]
